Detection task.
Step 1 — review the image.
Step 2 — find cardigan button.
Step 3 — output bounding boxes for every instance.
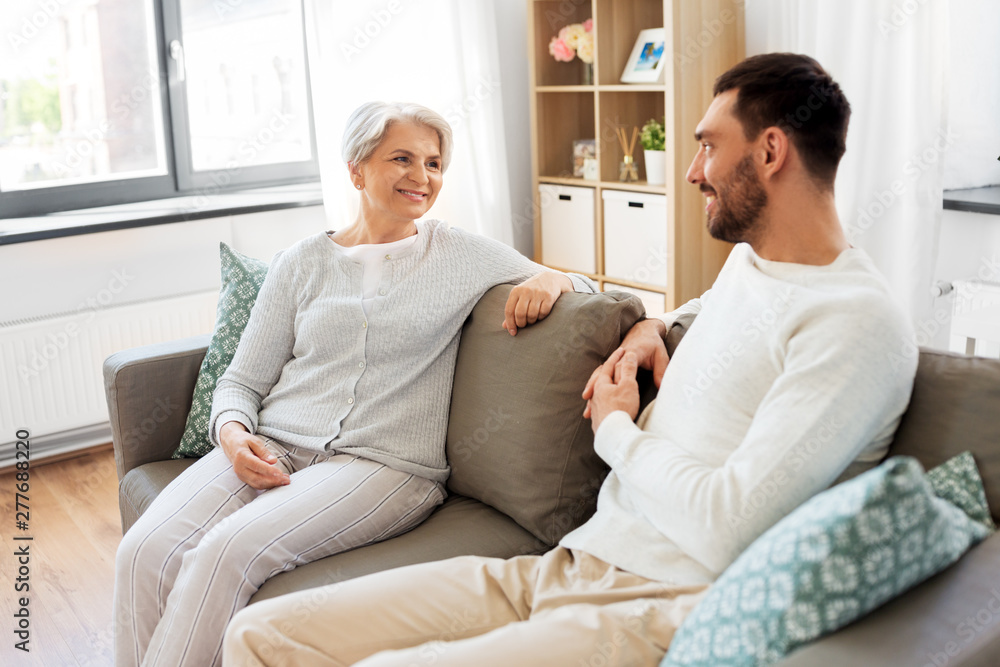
[347,397,354,405]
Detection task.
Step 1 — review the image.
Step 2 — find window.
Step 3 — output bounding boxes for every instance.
[0,0,318,218]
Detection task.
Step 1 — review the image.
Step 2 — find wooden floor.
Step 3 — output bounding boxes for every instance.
[0,446,121,667]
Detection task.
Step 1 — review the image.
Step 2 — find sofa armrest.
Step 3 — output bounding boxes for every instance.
[103,334,210,481]
[777,531,1000,666]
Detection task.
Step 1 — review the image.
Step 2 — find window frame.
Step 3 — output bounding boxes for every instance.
[0,0,319,220]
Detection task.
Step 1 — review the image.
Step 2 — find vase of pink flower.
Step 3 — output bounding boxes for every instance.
[549,19,595,85]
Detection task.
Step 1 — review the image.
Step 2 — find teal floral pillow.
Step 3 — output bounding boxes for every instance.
[172,243,269,458]
[662,455,994,667]
[926,451,996,532]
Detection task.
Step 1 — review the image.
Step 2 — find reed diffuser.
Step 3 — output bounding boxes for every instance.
[616,126,639,182]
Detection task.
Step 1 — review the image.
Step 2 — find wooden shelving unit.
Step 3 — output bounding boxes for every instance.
[527,0,744,313]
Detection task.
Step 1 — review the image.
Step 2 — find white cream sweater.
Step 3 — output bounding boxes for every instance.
[560,243,917,584]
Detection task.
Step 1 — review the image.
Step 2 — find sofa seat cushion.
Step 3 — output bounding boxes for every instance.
[119,459,200,533]
[251,495,545,603]
[120,462,546,605]
[888,349,1000,522]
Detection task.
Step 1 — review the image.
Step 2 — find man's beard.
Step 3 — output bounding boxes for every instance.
[706,154,768,244]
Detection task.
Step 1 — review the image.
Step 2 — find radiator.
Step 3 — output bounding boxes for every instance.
[949,280,1000,358]
[0,291,217,467]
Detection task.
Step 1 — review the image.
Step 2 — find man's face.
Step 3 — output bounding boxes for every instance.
[686,90,768,244]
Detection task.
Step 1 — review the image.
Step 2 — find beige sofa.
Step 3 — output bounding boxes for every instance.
[105,285,1000,665]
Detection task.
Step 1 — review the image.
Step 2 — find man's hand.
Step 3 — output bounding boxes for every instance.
[582,318,669,418]
[219,421,291,490]
[587,349,641,432]
[501,272,573,335]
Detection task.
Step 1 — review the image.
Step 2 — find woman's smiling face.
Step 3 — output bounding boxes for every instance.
[354,121,444,226]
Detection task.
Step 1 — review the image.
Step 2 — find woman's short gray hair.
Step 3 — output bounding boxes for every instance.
[342,102,454,173]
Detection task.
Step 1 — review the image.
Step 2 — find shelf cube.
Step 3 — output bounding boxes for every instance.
[602,189,667,287]
[539,184,596,274]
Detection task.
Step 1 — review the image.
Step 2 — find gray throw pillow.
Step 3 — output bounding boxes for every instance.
[446,285,645,546]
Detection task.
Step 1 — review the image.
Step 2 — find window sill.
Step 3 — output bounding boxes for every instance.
[0,182,324,246]
[944,185,1000,217]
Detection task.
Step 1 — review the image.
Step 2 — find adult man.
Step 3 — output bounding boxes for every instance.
[222,53,917,666]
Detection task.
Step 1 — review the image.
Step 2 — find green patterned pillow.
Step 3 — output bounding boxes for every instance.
[172,243,269,458]
[662,455,994,667]
[926,451,997,532]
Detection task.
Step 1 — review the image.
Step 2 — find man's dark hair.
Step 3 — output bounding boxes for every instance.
[714,53,851,187]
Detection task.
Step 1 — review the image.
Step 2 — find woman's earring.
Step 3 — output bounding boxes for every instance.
[356,184,363,190]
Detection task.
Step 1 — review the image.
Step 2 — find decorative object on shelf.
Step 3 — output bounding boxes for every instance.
[582,158,598,181]
[621,28,667,84]
[548,19,595,85]
[640,117,666,186]
[616,126,639,183]
[572,139,596,178]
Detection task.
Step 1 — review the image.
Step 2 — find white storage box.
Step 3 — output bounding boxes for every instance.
[539,184,596,273]
[602,190,668,287]
[604,283,666,318]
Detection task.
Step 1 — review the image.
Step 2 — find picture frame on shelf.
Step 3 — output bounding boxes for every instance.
[572,139,596,178]
[620,28,667,84]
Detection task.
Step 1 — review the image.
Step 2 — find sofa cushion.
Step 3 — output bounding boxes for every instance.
[666,311,697,356]
[173,243,269,458]
[251,495,545,603]
[888,349,1000,522]
[663,455,993,667]
[446,285,645,545]
[120,459,548,604]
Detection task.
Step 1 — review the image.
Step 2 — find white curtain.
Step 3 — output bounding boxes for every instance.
[745,0,950,328]
[303,0,514,244]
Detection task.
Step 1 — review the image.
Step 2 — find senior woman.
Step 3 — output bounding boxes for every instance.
[114,101,595,667]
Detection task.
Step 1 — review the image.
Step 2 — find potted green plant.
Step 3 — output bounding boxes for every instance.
[640,117,666,186]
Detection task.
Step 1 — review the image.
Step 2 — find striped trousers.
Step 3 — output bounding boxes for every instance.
[113,442,445,667]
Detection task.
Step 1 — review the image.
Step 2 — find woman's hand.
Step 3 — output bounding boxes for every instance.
[501,272,573,335]
[219,421,291,490]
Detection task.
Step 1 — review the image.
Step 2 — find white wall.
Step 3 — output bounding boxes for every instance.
[929,208,1000,350]
[0,206,328,325]
[936,210,1000,290]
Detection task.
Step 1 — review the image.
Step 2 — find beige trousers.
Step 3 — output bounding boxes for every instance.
[223,547,708,667]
